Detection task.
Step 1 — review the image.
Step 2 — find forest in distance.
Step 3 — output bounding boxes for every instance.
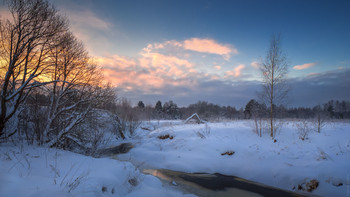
[122,99,350,121]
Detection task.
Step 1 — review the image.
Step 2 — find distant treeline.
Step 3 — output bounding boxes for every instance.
[24,90,350,121]
[119,99,350,121]
[14,90,349,147]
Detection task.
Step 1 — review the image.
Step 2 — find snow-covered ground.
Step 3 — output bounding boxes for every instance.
[118,120,350,197]
[0,144,194,197]
[1,120,350,197]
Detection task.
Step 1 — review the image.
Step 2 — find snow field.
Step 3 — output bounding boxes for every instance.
[1,120,349,197]
[119,120,350,197]
[0,145,193,197]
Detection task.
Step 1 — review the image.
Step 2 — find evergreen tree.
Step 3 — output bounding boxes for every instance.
[155,101,162,113]
[138,101,145,109]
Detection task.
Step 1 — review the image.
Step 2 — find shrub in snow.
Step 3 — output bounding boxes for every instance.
[195,123,211,139]
[272,119,285,138]
[244,99,267,137]
[248,118,268,137]
[115,98,142,138]
[311,113,328,133]
[295,119,311,140]
[316,149,330,161]
[60,167,89,192]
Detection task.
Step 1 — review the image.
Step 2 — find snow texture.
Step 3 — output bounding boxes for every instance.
[118,120,350,197]
[0,145,193,197]
[1,120,350,196]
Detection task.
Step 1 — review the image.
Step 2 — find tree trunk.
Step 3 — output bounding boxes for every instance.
[270,71,274,138]
[0,121,5,138]
[317,115,321,133]
[270,105,273,137]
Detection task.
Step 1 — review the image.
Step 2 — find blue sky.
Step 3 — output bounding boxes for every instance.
[2,0,350,107]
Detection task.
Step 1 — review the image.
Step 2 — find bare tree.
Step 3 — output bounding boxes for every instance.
[0,0,68,139]
[115,98,141,138]
[252,103,267,137]
[312,105,328,133]
[259,34,289,138]
[42,32,102,147]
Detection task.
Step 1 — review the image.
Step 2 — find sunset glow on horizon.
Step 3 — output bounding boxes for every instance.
[3,0,347,107]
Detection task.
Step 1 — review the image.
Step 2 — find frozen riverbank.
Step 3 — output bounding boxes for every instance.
[118,120,350,197]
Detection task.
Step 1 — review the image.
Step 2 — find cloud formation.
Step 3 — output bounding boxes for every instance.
[183,38,237,60]
[94,40,347,108]
[142,38,237,61]
[57,8,124,56]
[95,50,349,108]
[95,36,251,101]
[250,61,260,69]
[96,50,199,95]
[120,68,350,108]
[214,65,222,70]
[289,68,350,107]
[95,37,243,100]
[293,62,316,70]
[225,64,245,78]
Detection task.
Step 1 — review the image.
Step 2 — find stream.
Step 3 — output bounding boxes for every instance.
[143,169,308,197]
[108,143,310,197]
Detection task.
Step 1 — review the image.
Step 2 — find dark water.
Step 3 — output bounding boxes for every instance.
[143,169,311,197]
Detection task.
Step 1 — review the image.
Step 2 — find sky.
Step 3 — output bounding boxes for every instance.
[1,0,350,108]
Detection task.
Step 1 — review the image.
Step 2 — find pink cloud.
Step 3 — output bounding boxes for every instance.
[96,38,241,93]
[293,62,316,70]
[142,40,183,54]
[97,52,198,92]
[163,40,183,48]
[96,55,140,88]
[214,65,222,70]
[225,64,245,78]
[210,75,220,80]
[183,38,237,60]
[250,61,260,69]
[306,72,318,77]
[140,52,197,82]
[145,53,193,69]
[95,55,136,70]
[101,64,166,91]
[141,38,236,61]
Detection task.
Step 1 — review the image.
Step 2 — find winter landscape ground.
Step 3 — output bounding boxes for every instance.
[1,120,350,197]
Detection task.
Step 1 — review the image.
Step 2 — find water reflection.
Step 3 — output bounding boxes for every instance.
[143,169,307,197]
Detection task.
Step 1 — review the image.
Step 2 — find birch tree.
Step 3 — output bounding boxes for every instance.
[0,0,67,138]
[259,34,289,138]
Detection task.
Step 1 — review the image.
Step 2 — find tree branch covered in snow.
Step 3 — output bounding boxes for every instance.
[0,0,68,138]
